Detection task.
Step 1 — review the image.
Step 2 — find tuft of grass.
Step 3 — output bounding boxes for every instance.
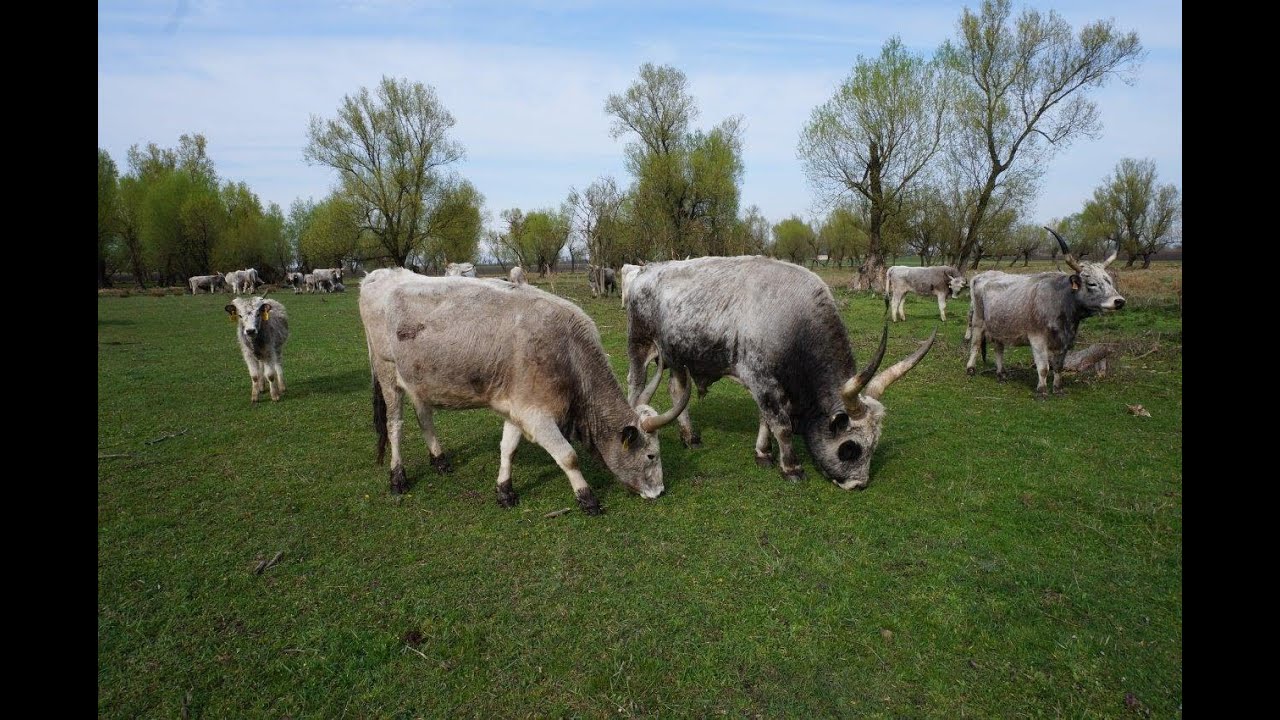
[99,269,1182,718]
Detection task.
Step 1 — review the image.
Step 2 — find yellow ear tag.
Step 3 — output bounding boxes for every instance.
[262,309,270,322]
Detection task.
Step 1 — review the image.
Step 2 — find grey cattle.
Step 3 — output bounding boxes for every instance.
[285,272,306,293]
[625,256,936,490]
[588,264,617,298]
[188,274,225,294]
[444,262,477,278]
[224,296,290,402]
[885,265,966,321]
[619,263,643,307]
[358,269,689,514]
[224,268,261,294]
[508,266,527,286]
[964,228,1125,396]
[329,281,346,293]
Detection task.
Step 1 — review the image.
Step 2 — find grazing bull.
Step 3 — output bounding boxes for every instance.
[587,264,617,298]
[224,296,290,402]
[188,274,225,294]
[885,265,966,321]
[619,263,643,307]
[626,256,935,489]
[964,228,1125,396]
[444,262,477,278]
[508,266,527,286]
[359,269,689,514]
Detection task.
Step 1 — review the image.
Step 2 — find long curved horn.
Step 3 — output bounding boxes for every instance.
[1102,240,1119,268]
[635,351,664,407]
[840,323,889,415]
[865,329,937,400]
[640,367,692,433]
[1043,226,1080,271]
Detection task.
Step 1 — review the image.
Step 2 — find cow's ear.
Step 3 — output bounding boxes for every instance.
[224,304,238,317]
[620,425,641,450]
[1070,274,1082,291]
[829,412,851,434]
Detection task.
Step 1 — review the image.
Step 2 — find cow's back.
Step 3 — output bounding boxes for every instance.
[972,271,1073,345]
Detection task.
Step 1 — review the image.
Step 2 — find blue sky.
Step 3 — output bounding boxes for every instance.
[98,1,1182,233]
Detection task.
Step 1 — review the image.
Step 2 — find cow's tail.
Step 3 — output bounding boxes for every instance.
[373,375,388,465]
[980,334,987,363]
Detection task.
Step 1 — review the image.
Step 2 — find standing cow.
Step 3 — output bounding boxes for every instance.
[224,296,289,402]
[508,266,527,286]
[285,272,306,293]
[626,256,935,490]
[885,265,966,321]
[964,228,1125,396]
[587,264,617,298]
[188,274,225,294]
[359,269,689,514]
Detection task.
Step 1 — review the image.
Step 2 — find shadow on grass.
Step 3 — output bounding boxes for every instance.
[290,369,370,397]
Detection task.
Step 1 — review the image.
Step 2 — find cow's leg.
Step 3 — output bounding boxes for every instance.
[242,350,264,403]
[408,394,451,473]
[754,415,774,467]
[524,414,601,515]
[495,420,521,508]
[668,368,700,448]
[380,375,409,493]
[1028,337,1050,397]
[994,342,1007,382]
[750,381,803,480]
[1047,343,1067,396]
[271,353,285,397]
[965,323,984,375]
[936,291,948,322]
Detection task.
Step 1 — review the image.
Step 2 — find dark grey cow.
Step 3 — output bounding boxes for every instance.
[359,269,689,513]
[885,265,966,321]
[224,296,290,403]
[285,272,306,293]
[626,256,936,490]
[964,228,1125,396]
[588,264,616,298]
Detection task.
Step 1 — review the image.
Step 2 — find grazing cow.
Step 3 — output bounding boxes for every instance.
[619,263,643,307]
[285,272,306,293]
[885,265,966,321]
[587,264,617,298]
[508,266,527,286]
[224,296,290,402]
[444,262,477,278]
[224,268,261,294]
[359,269,688,513]
[964,228,1125,396]
[188,274,225,294]
[626,255,936,489]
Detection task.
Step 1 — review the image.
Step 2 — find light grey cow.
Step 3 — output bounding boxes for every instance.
[508,266,527,286]
[285,272,306,293]
[619,263,643,307]
[885,265,966,321]
[188,274,225,294]
[964,228,1125,396]
[587,264,617,298]
[224,296,290,403]
[625,255,936,490]
[224,268,261,294]
[358,269,689,514]
[444,262,477,278]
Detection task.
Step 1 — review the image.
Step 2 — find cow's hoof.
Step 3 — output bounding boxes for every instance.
[683,434,702,449]
[1034,392,1048,402]
[390,467,409,494]
[996,373,1007,383]
[496,482,518,508]
[755,454,775,468]
[431,454,453,474]
[965,367,976,377]
[1052,388,1067,397]
[576,489,602,516]
[782,467,805,482]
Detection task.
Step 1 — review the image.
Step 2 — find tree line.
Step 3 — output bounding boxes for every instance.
[99,0,1179,289]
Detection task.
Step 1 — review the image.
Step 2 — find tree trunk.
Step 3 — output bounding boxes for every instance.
[1141,253,1153,269]
[969,254,982,270]
[1022,253,1030,267]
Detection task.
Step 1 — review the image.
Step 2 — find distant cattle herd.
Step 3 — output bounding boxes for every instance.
[201,228,1128,514]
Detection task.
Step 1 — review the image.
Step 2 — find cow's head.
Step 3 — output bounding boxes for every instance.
[608,365,692,499]
[813,326,937,490]
[1045,228,1125,313]
[225,296,273,341]
[333,268,344,283]
[948,272,967,298]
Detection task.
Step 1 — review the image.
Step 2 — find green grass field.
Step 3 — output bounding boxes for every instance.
[98,264,1182,717]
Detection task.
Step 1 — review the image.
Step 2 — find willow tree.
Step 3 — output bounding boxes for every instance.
[98,149,119,287]
[940,0,1144,267]
[1091,158,1181,268]
[305,76,467,267]
[798,36,947,291]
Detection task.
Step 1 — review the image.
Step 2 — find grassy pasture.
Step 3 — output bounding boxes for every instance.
[99,263,1181,717]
